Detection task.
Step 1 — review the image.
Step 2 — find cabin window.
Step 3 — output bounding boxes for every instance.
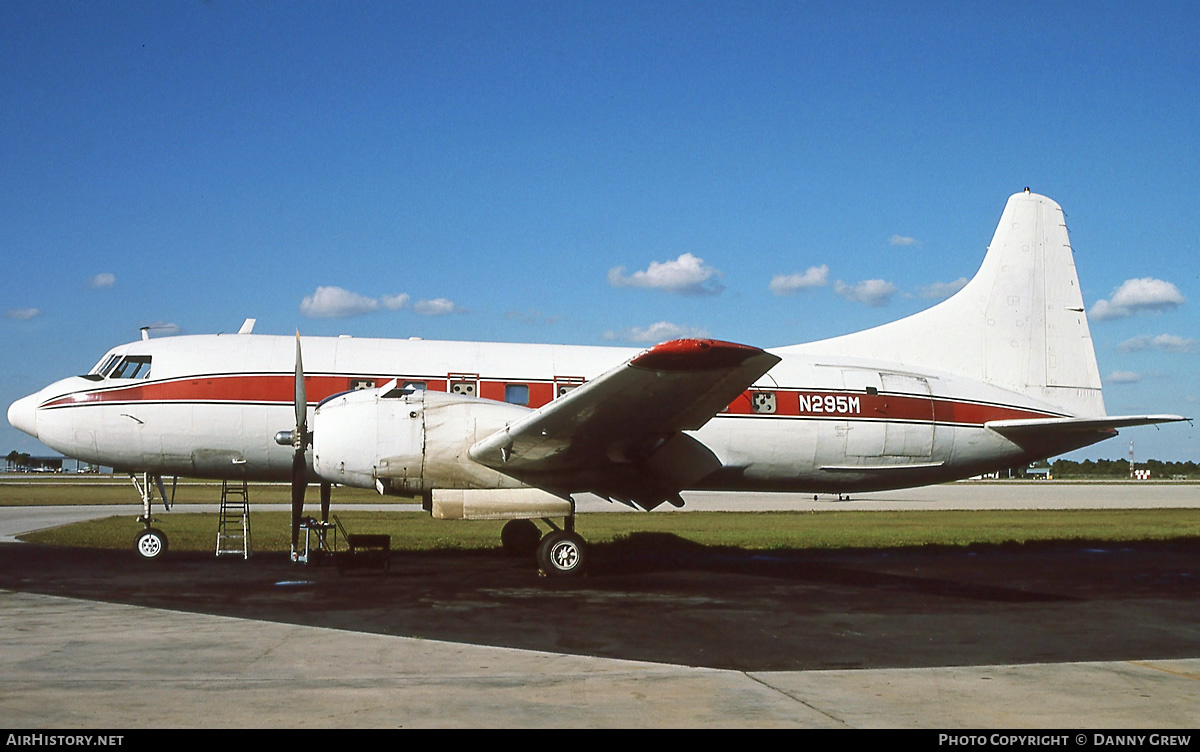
[350,379,376,390]
[751,391,776,414]
[450,381,476,396]
[555,376,584,399]
[108,356,152,380]
[402,381,426,392]
[504,384,530,405]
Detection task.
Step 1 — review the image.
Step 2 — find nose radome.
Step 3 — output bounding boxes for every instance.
[7,393,39,438]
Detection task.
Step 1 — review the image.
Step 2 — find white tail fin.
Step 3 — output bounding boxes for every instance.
[789,191,1106,417]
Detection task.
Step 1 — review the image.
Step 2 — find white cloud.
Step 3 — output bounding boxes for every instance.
[918,277,969,300]
[300,287,461,318]
[1090,278,1186,321]
[4,308,41,321]
[834,279,898,307]
[889,235,918,246]
[1107,370,1142,384]
[88,272,115,288]
[413,297,463,316]
[602,321,709,343]
[381,293,410,310]
[769,265,829,296]
[608,253,724,296]
[300,286,380,318]
[506,309,562,325]
[1117,333,1197,353]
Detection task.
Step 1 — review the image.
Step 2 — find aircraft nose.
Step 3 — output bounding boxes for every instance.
[8,393,39,439]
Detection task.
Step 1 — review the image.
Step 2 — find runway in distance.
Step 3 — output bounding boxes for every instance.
[7,190,1187,575]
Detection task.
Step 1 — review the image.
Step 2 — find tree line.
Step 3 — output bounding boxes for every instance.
[5,451,33,471]
[1049,458,1199,479]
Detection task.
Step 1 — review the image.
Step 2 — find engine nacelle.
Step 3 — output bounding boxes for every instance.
[312,386,532,494]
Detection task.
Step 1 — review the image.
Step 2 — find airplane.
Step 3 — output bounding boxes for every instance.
[7,190,1187,576]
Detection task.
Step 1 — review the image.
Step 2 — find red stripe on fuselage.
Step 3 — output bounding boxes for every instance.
[40,375,451,409]
[40,373,1062,426]
[724,389,1058,424]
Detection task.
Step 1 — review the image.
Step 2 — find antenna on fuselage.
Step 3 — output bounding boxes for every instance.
[138,324,182,340]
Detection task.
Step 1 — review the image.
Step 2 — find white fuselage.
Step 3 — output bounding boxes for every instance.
[10,192,1174,505]
[9,331,1085,496]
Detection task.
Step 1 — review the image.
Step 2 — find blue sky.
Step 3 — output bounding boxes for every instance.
[2,1,1197,462]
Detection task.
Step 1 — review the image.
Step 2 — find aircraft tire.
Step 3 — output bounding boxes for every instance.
[134,528,168,561]
[501,519,541,557]
[536,531,587,577]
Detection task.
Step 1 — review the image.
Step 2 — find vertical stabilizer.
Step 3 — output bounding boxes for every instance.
[788,191,1106,417]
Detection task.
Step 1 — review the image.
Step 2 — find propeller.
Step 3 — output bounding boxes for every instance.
[290,332,308,561]
[274,332,333,562]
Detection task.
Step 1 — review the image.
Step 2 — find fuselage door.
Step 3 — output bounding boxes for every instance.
[880,373,935,458]
[841,368,884,457]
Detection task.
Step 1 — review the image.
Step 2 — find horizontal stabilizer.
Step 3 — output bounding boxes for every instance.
[986,414,1189,439]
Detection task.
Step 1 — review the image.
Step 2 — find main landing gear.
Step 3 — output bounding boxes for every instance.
[537,530,587,577]
[500,513,589,578]
[500,518,541,557]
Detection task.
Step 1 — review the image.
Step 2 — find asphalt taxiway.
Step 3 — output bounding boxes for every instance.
[1,482,1197,728]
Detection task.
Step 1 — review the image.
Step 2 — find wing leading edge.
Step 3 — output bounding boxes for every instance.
[469,339,781,509]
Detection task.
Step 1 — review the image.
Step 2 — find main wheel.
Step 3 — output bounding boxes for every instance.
[501,519,542,557]
[134,528,168,560]
[536,531,587,577]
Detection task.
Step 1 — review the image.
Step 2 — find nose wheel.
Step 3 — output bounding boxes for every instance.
[134,527,168,560]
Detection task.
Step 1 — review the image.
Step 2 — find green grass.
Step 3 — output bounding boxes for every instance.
[20,509,1200,553]
[8,475,1199,552]
[0,478,398,506]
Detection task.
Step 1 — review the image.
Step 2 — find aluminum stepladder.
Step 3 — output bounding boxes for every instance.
[216,479,251,558]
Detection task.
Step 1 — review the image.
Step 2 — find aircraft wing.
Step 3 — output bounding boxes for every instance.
[469,338,780,509]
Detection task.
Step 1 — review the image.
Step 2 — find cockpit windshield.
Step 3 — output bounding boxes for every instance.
[110,356,151,379]
[85,353,152,380]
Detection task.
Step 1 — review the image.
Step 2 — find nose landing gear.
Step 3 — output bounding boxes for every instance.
[130,471,175,560]
[134,527,168,560]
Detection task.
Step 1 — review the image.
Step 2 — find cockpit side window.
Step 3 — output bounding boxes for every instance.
[90,354,121,377]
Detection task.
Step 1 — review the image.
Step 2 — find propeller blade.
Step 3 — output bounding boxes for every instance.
[291,450,306,556]
[294,331,307,437]
[290,331,308,561]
